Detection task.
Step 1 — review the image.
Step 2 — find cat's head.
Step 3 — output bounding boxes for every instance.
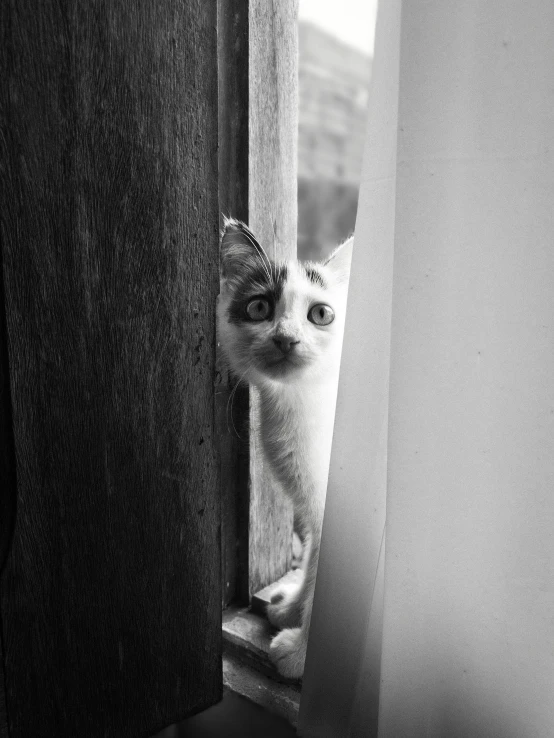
[217,217,352,387]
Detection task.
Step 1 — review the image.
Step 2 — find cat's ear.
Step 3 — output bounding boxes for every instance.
[324,236,353,284]
[220,217,264,279]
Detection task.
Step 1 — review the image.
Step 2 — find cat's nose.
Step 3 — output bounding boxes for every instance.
[272,337,300,354]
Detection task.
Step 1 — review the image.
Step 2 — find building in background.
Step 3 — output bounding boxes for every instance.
[298,21,372,261]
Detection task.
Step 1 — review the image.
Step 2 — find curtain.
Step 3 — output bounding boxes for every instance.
[300,2,554,737]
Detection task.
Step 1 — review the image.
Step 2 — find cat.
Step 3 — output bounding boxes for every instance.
[217,217,352,679]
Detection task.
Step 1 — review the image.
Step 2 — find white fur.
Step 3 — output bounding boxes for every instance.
[218,229,352,678]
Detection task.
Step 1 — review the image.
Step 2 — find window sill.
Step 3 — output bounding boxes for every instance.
[222,572,302,728]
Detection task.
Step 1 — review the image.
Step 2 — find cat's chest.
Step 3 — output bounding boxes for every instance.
[258,384,337,493]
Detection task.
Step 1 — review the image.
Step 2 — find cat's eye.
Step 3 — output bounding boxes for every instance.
[308,303,335,326]
[246,297,272,321]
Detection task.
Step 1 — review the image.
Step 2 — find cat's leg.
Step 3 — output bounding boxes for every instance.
[266,568,305,629]
[266,531,306,628]
[269,531,319,679]
[266,528,306,629]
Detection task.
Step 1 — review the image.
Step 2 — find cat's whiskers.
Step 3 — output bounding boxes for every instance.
[240,228,276,288]
[226,360,255,439]
[226,236,273,286]
[271,218,280,284]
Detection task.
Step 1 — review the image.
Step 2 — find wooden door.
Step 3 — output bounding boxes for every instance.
[0,2,220,736]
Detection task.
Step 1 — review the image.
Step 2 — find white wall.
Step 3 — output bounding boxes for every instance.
[380,2,554,736]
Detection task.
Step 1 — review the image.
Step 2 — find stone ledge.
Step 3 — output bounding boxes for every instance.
[222,604,301,727]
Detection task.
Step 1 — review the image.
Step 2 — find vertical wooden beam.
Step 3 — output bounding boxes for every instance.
[0,1,221,735]
[217,0,251,606]
[218,0,250,225]
[248,1,299,597]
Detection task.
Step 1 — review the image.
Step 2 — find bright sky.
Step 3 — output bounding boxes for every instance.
[298,0,378,56]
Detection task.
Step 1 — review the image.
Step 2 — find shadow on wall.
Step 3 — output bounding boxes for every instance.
[422,688,528,738]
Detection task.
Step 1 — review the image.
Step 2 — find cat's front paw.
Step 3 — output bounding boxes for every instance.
[269,627,306,679]
[266,577,303,629]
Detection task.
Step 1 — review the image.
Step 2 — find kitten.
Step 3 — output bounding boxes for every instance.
[217,217,352,679]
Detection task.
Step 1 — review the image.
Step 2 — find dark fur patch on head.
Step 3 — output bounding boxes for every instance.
[227,260,288,325]
[220,219,267,280]
[302,263,327,289]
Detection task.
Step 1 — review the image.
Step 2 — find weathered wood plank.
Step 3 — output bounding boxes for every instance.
[223,605,301,690]
[0,2,220,736]
[249,1,299,255]
[248,0,299,598]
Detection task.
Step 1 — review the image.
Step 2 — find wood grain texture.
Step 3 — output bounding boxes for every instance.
[0,2,221,736]
[248,1,299,597]
[217,0,251,606]
[0,168,16,738]
[0,222,16,583]
[218,0,249,226]
[0,637,6,738]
